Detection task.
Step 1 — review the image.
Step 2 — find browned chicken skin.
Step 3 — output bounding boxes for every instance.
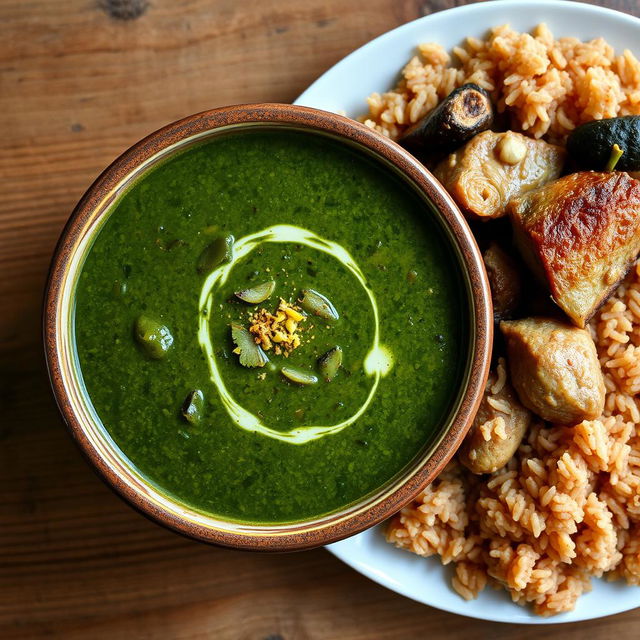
[435,130,565,219]
[483,243,522,322]
[459,358,532,474]
[500,317,605,425]
[508,171,640,327]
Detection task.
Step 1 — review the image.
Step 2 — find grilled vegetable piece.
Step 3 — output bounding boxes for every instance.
[318,346,343,382]
[197,234,234,275]
[300,289,339,321]
[435,131,565,219]
[500,317,605,425]
[483,243,522,322]
[181,389,204,425]
[567,116,640,172]
[281,367,318,386]
[459,359,532,474]
[399,83,494,153]
[508,171,640,327]
[134,315,174,359]
[235,280,275,304]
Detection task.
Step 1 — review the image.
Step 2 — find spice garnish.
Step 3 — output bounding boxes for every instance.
[249,298,306,356]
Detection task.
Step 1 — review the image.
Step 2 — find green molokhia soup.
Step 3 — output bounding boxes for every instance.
[74,129,467,524]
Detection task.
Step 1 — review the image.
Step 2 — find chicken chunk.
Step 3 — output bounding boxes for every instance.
[459,358,532,474]
[500,317,605,425]
[483,243,522,322]
[434,130,565,219]
[508,171,640,327]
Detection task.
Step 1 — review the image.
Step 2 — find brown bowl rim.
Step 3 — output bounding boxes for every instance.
[43,103,492,551]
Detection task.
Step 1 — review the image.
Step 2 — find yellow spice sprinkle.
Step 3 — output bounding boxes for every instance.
[249,298,306,356]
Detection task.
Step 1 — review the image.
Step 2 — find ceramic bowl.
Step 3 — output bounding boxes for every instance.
[43,103,492,551]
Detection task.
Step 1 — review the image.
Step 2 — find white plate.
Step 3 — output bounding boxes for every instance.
[295,0,640,624]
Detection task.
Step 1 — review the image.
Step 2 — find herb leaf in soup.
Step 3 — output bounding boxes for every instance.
[230,323,269,368]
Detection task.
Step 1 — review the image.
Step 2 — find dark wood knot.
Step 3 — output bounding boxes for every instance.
[99,0,149,21]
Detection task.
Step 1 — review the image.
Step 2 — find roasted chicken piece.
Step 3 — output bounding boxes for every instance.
[459,358,532,474]
[500,317,605,425]
[483,243,522,322]
[508,171,640,327]
[435,130,565,219]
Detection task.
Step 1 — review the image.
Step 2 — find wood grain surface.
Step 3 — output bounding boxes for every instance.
[1,1,639,638]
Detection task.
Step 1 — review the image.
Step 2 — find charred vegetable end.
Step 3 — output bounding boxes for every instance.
[399,83,494,153]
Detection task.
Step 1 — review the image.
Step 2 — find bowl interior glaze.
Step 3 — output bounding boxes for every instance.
[43,103,492,551]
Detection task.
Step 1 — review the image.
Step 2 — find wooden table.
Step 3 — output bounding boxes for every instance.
[2,1,639,637]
